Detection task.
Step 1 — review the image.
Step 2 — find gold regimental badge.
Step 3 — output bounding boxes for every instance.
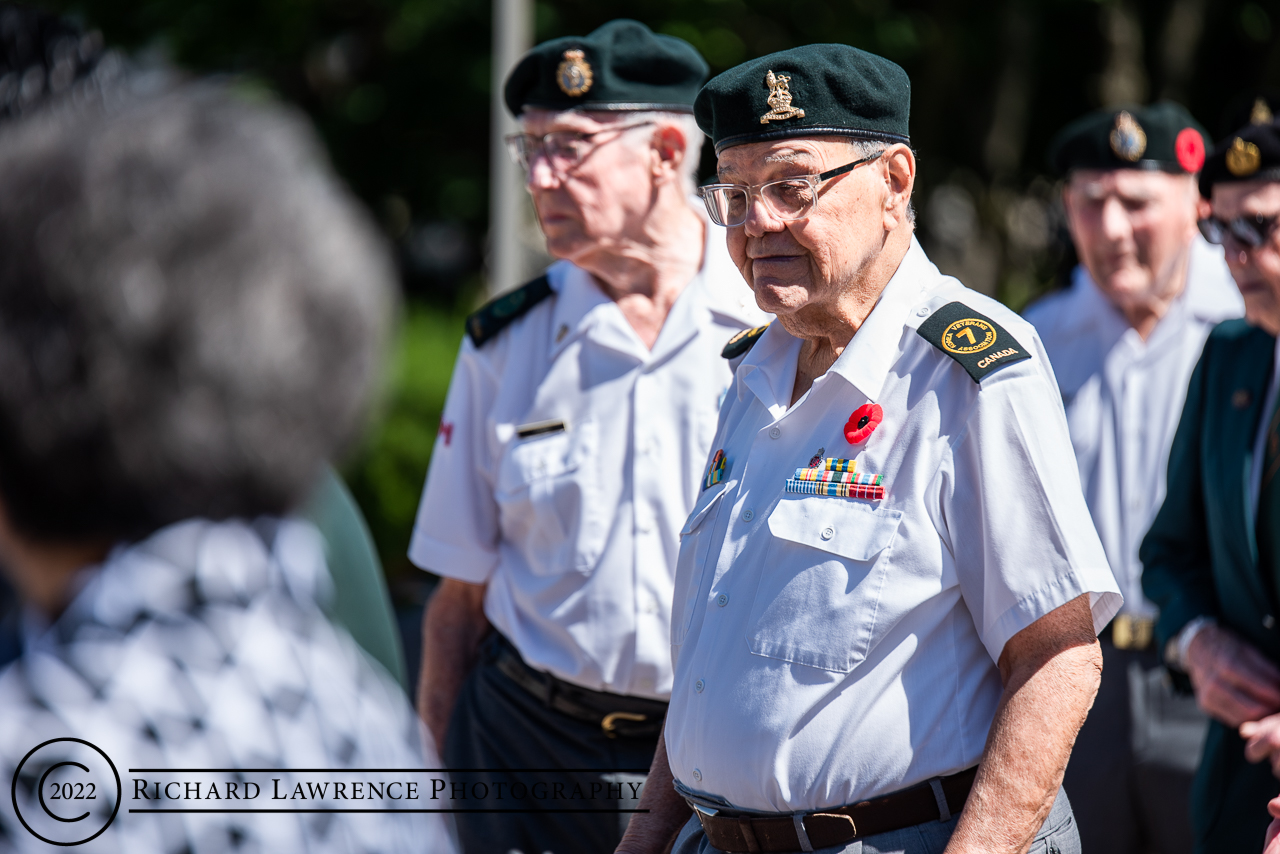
[557,49,593,97]
[1226,136,1262,177]
[1252,97,1274,126]
[1109,111,1147,162]
[760,70,805,124]
[941,318,996,354]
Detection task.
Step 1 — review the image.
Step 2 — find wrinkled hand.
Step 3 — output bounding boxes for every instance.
[1184,625,1280,727]
[1264,796,1280,854]
[1242,714,1280,777]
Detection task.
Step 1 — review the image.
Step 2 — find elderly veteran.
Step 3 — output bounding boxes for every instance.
[409,19,766,854]
[1142,117,1280,853]
[616,43,1122,854]
[1023,102,1238,854]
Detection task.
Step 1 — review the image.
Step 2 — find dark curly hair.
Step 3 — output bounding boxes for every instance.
[0,83,396,544]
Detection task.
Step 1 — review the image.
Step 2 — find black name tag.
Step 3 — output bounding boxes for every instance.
[515,419,567,439]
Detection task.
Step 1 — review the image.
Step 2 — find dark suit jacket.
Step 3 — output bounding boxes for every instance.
[1141,318,1279,853]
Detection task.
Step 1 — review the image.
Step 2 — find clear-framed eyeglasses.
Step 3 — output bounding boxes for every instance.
[504,121,655,173]
[696,151,884,227]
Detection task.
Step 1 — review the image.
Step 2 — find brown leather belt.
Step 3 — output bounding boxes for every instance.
[693,766,977,853]
[488,632,667,739]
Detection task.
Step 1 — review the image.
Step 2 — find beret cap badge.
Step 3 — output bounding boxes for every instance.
[1109,111,1147,162]
[760,70,805,125]
[556,49,593,97]
[1226,136,1262,177]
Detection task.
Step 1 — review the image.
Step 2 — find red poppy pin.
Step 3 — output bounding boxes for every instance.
[845,403,883,445]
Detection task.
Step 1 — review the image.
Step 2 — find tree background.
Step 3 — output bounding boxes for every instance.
[38,0,1280,606]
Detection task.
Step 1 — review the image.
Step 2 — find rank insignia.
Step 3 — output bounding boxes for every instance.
[557,49,594,97]
[1109,111,1147,162]
[1227,136,1262,177]
[806,447,826,468]
[704,449,728,489]
[760,70,805,125]
[786,458,884,500]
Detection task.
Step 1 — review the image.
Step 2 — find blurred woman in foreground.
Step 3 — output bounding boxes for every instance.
[0,82,453,852]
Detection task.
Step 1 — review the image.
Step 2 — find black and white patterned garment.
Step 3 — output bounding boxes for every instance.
[0,518,455,853]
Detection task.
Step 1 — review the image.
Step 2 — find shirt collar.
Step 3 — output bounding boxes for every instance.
[736,237,933,408]
[546,204,762,361]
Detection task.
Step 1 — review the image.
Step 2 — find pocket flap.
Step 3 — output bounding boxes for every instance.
[767,496,902,561]
[681,482,728,536]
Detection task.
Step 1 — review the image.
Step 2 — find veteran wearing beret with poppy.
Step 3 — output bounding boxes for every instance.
[408,18,768,854]
[1023,102,1239,854]
[616,43,1122,854]
[1141,112,1280,853]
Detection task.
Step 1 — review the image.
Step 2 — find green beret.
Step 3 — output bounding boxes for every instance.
[504,19,708,117]
[1199,120,1280,197]
[1047,102,1208,176]
[694,44,910,155]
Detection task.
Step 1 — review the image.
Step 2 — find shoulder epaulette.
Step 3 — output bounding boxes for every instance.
[465,275,553,347]
[916,301,1030,383]
[722,324,769,359]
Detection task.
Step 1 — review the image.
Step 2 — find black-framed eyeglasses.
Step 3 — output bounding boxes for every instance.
[1199,213,1280,248]
[695,151,885,227]
[504,121,655,173]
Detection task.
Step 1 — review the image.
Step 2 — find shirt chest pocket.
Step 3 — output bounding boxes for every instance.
[494,420,605,576]
[670,482,730,647]
[746,497,903,673]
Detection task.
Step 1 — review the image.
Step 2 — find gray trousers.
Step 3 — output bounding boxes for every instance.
[672,787,1078,854]
[1062,640,1208,854]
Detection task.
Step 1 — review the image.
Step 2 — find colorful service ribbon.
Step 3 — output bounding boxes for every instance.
[793,469,883,485]
[705,449,727,489]
[785,478,885,500]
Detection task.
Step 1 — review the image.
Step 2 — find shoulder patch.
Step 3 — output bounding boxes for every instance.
[465,275,553,347]
[916,302,1031,383]
[722,324,769,359]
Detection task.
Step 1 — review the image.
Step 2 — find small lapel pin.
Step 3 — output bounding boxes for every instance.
[1233,389,1253,409]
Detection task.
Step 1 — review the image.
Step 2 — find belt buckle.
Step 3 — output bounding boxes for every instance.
[601,711,647,738]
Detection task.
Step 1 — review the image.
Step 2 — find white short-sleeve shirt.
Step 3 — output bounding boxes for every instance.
[408,223,768,700]
[1023,236,1242,618]
[664,239,1121,812]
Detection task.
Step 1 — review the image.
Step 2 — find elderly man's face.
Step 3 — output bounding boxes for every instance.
[1062,169,1200,313]
[1212,180,1280,336]
[716,138,899,323]
[521,109,658,261]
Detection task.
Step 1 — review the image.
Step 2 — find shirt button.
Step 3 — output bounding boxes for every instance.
[742,508,754,522]
[695,679,705,693]
[716,593,729,607]
[693,769,702,782]
[916,307,930,317]
[821,527,835,540]
[769,426,781,439]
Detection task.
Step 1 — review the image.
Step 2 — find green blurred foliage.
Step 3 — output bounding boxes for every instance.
[35,0,1280,585]
[346,303,467,583]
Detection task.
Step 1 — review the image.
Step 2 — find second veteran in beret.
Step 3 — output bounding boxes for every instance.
[1028,102,1236,854]
[617,44,1121,854]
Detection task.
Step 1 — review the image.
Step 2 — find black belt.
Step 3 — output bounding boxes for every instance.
[487,633,667,739]
[693,766,977,853]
